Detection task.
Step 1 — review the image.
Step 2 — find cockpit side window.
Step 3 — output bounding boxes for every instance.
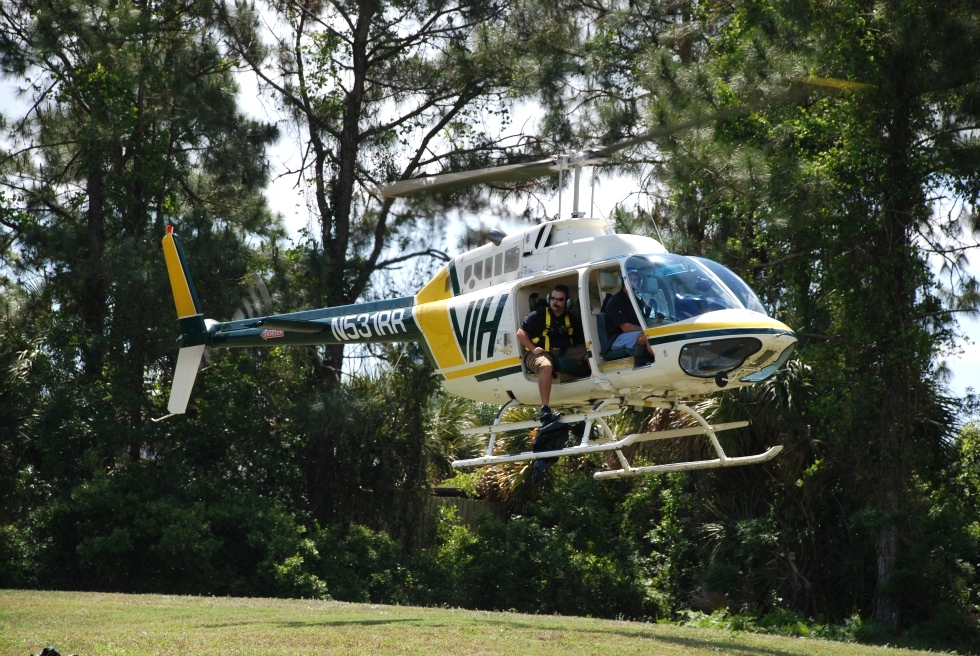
[624,254,743,322]
[621,261,667,327]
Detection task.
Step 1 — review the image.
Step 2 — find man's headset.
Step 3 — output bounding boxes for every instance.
[545,287,572,307]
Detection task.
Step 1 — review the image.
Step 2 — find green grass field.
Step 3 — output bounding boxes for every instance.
[0,590,939,656]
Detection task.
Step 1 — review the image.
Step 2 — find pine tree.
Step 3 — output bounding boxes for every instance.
[0,0,280,467]
[217,0,538,376]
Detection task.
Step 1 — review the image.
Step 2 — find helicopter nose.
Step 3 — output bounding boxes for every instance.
[738,342,797,383]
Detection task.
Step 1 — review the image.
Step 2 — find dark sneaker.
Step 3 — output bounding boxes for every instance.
[539,405,561,425]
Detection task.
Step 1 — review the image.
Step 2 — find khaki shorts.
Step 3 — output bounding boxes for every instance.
[523,349,556,374]
[523,345,588,375]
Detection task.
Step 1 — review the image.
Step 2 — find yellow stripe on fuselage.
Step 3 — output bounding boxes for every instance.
[162,233,199,319]
[645,317,791,339]
[442,356,522,381]
[413,300,466,369]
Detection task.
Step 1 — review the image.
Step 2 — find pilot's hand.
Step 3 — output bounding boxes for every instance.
[532,346,544,356]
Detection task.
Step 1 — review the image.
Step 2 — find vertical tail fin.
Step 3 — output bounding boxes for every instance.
[156,227,208,420]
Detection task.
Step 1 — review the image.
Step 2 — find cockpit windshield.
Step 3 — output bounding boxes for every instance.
[690,256,768,315]
[623,254,766,325]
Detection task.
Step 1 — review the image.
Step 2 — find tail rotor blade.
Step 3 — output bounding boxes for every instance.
[167,345,206,416]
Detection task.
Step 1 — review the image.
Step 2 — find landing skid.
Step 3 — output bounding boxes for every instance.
[451,400,783,480]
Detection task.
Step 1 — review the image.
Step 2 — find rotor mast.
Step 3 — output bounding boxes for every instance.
[553,150,604,220]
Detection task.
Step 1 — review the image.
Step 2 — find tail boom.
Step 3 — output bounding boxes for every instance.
[208,296,420,348]
[159,228,424,418]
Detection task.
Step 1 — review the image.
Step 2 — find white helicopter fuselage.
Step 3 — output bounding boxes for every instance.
[160,218,795,418]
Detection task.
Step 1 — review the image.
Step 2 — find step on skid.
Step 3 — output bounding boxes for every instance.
[451,400,783,479]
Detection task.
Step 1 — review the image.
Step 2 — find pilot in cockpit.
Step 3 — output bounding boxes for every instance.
[603,269,658,366]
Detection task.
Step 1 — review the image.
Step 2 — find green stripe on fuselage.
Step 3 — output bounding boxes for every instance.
[475,364,523,382]
[449,260,461,296]
[210,296,422,348]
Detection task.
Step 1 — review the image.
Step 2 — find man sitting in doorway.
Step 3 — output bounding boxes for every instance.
[604,269,656,367]
[517,284,588,425]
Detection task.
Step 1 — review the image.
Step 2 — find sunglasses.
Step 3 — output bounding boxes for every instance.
[550,296,567,303]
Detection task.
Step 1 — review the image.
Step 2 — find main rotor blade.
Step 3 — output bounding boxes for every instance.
[379,77,865,198]
[379,157,559,198]
[379,104,772,199]
[589,106,750,159]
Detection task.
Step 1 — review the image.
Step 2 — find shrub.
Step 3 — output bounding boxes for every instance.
[313,522,411,604]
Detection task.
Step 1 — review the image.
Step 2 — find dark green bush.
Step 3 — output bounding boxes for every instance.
[313,522,411,604]
[30,462,329,598]
[0,521,39,587]
[411,484,650,619]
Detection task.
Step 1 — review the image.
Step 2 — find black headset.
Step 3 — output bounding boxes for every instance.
[546,284,573,306]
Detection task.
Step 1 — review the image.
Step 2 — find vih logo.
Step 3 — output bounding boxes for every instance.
[450,293,509,363]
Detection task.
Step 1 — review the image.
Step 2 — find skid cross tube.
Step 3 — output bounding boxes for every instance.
[453,416,751,470]
[597,403,782,479]
[451,401,783,479]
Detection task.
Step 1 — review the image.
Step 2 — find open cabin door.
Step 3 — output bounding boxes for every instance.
[513,273,592,388]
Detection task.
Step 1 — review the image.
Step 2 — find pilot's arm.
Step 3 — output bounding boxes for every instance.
[517,327,544,356]
[612,303,644,334]
[609,295,649,344]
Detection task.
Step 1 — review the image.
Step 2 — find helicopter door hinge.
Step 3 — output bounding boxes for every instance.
[495,331,513,355]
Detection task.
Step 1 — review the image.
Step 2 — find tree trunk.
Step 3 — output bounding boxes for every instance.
[873,451,900,626]
[82,156,108,377]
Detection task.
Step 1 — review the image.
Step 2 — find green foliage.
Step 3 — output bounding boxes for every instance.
[436,471,482,499]
[678,608,867,642]
[412,478,651,619]
[4,446,419,602]
[298,345,436,545]
[0,0,282,477]
[0,521,39,588]
[425,392,492,483]
[416,506,479,601]
[40,465,303,596]
[313,523,411,605]
[677,605,980,654]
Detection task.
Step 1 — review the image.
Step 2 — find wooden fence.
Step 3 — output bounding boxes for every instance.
[425,496,506,525]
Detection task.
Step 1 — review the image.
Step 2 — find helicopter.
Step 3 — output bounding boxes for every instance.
[158,105,807,480]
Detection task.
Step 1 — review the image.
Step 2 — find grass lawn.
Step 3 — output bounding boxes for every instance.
[0,589,939,656]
